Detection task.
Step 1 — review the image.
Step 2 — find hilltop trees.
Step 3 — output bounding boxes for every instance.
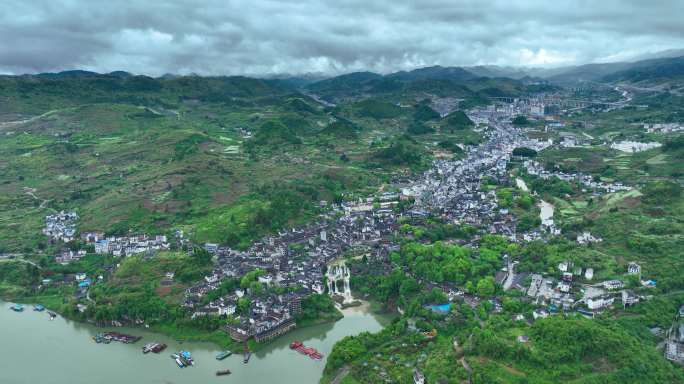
[512,147,538,157]
[642,180,682,205]
[512,115,529,126]
[354,98,403,119]
[370,135,426,168]
[443,111,474,131]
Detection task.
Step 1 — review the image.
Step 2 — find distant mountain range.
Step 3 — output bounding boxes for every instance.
[18,50,684,100]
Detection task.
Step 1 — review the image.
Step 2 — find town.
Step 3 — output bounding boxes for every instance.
[38,99,667,358]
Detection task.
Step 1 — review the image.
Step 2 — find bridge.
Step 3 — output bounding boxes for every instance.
[488,96,629,110]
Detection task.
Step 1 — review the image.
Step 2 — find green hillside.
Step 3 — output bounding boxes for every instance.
[0,73,480,253]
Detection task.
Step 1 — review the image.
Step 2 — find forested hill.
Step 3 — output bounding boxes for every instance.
[303,65,557,103]
[0,71,484,253]
[0,73,290,115]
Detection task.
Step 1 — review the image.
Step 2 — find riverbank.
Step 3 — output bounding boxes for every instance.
[6,292,234,348]
[1,299,392,384]
[7,293,346,353]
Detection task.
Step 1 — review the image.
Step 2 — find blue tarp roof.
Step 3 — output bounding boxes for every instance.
[428,304,451,313]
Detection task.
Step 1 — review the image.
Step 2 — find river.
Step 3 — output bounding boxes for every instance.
[0,301,392,384]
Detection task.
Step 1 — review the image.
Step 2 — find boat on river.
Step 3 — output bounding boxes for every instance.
[216,369,232,376]
[215,350,232,360]
[171,351,194,368]
[289,341,323,360]
[142,342,167,354]
[172,354,185,368]
[33,304,45,312]
[102,332,141,344]
[10,303,24,312]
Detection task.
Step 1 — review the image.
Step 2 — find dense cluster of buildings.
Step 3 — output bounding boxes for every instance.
[665,306,684,363]
[43,211,78,242]
[42,213,172,263]
[45,100,665,351]
[404,115,529,239]
[523,159,632,194]
[183,196,400,343]
[521,260,647,318]
[55,248,88,264]
[475,98,546,118]
[181,110,591,343]
[610,140,662,153]
[643,122,683,134]
[89,234,170,257]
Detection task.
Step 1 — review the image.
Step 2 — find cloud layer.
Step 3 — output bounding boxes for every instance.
[1,0,683,76]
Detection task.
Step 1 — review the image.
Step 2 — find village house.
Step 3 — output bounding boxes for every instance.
[621,290,639,308]
[90,234,169,256]
[602,280,624,290]
[587,296,614,311]
[43,211,78,242]
[627,262,641,276]
[55,249,87,264]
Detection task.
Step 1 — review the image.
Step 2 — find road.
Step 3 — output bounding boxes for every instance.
[502,258,516,290]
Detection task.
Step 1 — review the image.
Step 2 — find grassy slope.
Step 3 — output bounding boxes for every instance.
[0,75,486,254]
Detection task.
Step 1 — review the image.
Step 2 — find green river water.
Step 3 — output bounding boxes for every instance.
[0,301,392,384]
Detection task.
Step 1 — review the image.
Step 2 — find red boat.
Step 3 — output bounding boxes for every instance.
[289,341,323,360]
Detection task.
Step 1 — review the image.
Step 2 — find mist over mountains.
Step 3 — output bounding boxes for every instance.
[16,50,683,88]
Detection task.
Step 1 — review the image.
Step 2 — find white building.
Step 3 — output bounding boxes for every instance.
[621,290,639,307]
[627,262,641,276]
[602,280,624,290]
[587,296,614,310]
[533,308,549,319]
[94,240,109,254]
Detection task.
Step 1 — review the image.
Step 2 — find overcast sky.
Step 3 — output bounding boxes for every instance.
[1,0,683,76]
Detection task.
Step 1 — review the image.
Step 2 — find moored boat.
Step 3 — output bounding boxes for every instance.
[10,303,24,312]
[243,351,251,364]
[175,357,185,368]
[216,369,231,376]
[215,350,232,360]
[33,304,45,312]
[102,331,142,344]
[171,353,185,368]
[289,340,324,360]
[178,350,194,366]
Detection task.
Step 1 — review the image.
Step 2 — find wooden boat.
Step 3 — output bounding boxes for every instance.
[216,350,232,360]
[216,369,232,376]
[289,340,324,360]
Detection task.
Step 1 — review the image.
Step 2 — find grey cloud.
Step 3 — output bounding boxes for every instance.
[0,0,682,76]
